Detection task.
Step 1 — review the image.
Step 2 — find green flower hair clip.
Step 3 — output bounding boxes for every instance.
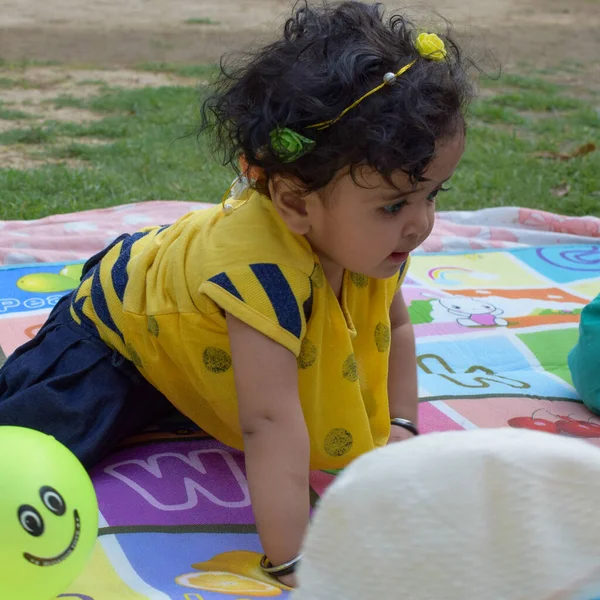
[269,127,316,163]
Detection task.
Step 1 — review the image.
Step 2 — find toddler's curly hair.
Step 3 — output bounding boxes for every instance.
[200,1,475,190]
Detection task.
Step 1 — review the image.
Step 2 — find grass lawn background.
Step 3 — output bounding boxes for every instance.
[0,60,598,221]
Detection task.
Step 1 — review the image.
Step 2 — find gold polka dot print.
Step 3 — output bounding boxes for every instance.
[147,315,159,337]
[311,263,325,289]
[350,272,368,288]
[297,338,317,369]
[126,343,143,369]
[203,347,232,373]
[324,428,354,457]
[342,354,358,382]
[374,322,391,352]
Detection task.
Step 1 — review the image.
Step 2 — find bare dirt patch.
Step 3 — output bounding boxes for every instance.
[1,66,199,122]
[0,144,87,169]
[0,0,598,72]
[1,66,198,100]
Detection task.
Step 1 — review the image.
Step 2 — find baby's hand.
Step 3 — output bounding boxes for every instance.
[277,573,297,588]
[388,424,415,444]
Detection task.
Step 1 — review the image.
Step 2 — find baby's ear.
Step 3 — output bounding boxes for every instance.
[268,174,312,235]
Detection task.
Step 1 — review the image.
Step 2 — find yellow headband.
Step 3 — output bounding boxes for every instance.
[309,33,447,132]
[307,60,417,132]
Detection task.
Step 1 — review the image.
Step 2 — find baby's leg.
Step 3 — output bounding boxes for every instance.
[0,293,173,469]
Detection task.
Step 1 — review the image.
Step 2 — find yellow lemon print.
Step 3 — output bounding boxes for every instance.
[297,338,317,369]
[176,571,282,596]
[374,322,391,352]
[16,273,79,293]
[310,263,324,289]
[324,428,354,457]
[59,263,84,281]
[350,272,368,288]
[16,263,85,293]
[177,550,290,596]
[342,354,358,382]
[192,550,289,590]
[203,347,232,373]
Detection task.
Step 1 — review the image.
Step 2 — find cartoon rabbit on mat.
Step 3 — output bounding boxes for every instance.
[438,297,508,327]
[422,293,508,327]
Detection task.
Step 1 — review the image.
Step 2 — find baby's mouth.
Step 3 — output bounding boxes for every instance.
[23,510,81,567]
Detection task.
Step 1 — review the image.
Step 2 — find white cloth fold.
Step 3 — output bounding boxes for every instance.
[295,428,600,600]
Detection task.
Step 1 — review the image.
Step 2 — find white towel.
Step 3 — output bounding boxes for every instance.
[295,428,600,600]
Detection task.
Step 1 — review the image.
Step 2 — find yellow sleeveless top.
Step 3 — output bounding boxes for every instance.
[70,189,409,469]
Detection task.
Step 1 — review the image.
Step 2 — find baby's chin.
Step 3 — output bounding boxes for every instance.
[360,263,407,280]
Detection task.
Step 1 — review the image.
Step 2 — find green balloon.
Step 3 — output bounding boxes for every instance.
[59,264,84,281]
[0,427,98,599]
[16,273,79,293]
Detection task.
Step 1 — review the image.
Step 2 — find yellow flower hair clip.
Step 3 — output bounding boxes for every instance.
[415,32,447,61]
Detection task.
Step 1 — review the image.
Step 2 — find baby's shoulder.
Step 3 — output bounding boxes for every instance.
[199,191,316,281]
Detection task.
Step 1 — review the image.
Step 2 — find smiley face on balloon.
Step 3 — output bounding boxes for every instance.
[18,485,81,568]
[0,427,98,599]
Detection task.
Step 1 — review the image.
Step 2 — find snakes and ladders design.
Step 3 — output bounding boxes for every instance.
[0,205,599,598]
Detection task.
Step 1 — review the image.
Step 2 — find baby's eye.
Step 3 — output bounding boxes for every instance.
[381,201,406,216]
[427,185,451,202]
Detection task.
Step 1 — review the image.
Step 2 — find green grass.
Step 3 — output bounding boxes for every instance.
[0,83,229,219]
[0,105,31,120]
[0,78,37,90]
[0,127,54,145]
[52,95,87,110]
[136,62,218,80]
[52,117,131,139]
[0,58,61,69]
[51,142,103,161]
[469,104,526,126]
[482,90,584,112]
[184,17,220,25]
[450,72,599,216]
[76,79,109,86]
[480,73,561,94]
[0,68,598,220]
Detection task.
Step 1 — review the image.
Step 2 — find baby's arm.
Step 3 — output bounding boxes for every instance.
[388,291,419,428]
[227,313,310,583]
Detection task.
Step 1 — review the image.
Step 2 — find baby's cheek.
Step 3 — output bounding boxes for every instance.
[425,210,436,237]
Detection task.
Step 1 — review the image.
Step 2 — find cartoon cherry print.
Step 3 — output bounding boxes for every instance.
[507,409,559,434]
[554,414,579,423]
[555,418,600,438]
